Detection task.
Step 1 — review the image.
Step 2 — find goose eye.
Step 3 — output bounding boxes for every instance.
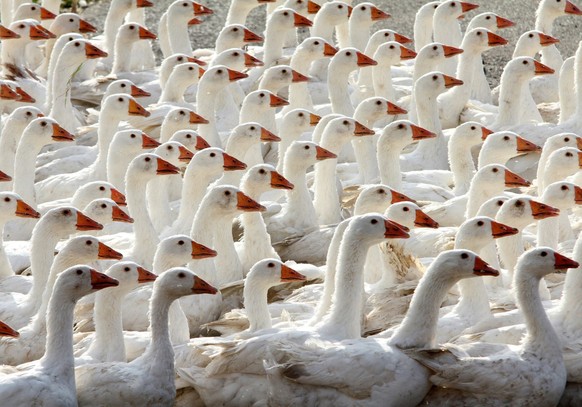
[338,4,343,8]
[124,266,130,271]
[26,111,32,116]
[566,152,573,157]
[361,6,366,10]
[178,272,186,278]
[86,240,92,245]
[121,83,126,88]
[186,134,192,138]
[101,203,107,208]
[225,190,231,196]
[541,251,548,257]
[209,152,216,157]
[76,269,83,275]
[75,42,80,46]
[397,123,404,129]
[268,262,275,267]
[3,197,9,202]
[385,33,389,37]
[523,60,528,65]
[217,69,223,74]
[179,110,185,115]
[178,240,184,245]
[461,252,469,259]
[432,75,438,80]
[177,57,183,61]
[40,121,47,127]
[298,113,304,117]
[371,219,378,224]
[259,169,266,174]
[250,126,256,130]
[63,209,71,215]
[118,97,123,102]
[99,186,106,191]
[259,93,265,97]
[515,200,523,207]
[314,41,319,45]
[233,27,238,32]
[378,189,385,194]
[497,200,504,206]
[188,66,193,70]
[476,31,482,36]
[69,18,74,22]
[129,25,135,30]
[31,7,36,11]
[304,145,310,149]
[19,24,25,29]
[471,126,476,130]
[168,145,173,150]
[503,136,510,141]
[433,45,438,50]
[403,207,409,212]
[346,51,352,56]
[145,157,151,162]
[376,100,382,105]
[529,33,534,38]
[486,16,491,19]
[130,134,136,138]
[451,2,456,6]
[492,168,499,173]
[390,45,395,49]
[561,185,569,190]
[564,137,570,142]
[183,2,188,6]
[343,120,349,125]
[477,220,484,226]
[282,69,287,74]
[233,52,239,56]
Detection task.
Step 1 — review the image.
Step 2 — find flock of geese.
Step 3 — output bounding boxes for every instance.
[0,0,580,405]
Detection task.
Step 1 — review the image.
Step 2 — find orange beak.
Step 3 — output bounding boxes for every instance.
[347,5,353,17]
[529,200,560,219]
[0,25,20,39]
[291,70,310,83]
[391,190,416,204]
[354,121,375,136]
[414,209,439,228]
[198,66,206,79]
[244,53,264,67]
[79,19,97,33]
[504,169,531,187]
[371,6,390,20]
[443,74,464,88]
[270,171,294,190]
[260,127,281,142]
[141,133,160,149]
[269,94,289,107]
[280,264,307,282]
[384,219,410,238]
[315,145,337,160]
[111,205,134,223]
[52,123,75,142]
[400,46,417,60]
[481,126,494,140]
[15,200,40,218]
[195,135,211,150]
[0,321,18,338]
[573,185,582,204]
[538,33,560,46]
[227,68,249,82]
[137,266,157,283]
[394,32,412,44]
[411,124,436,140]
[39,6,57,20]
[487,31,508,47]
[187,56,206,66]
[191,241,217,259]
[76,212,103,231]
[579,151,582,168]
[293,12,313,27]
[90,269,119,290]
[189,111,209,124]
[307,0,321,14]
[178,146,194,162]
[0,171,10,182]
[356,51,377,67]
[29,24,51,40]
[323,42,338,56]
[516,136,541,152]
[460,2,480,13]
[193,3,213,15]
[0,84,19,100]
[473,256,499,276]
[84,43,108,59]
[138,26,157,40]
[309,113,321,125]
[236,191,266,212]
[442,45,464,58]
[490,220,519,238]
[554,251,580,269]
[15,87,35,103]
[534,60,555,75]
[97,242,123,260]
[128,99,150,117]
[496,15,515,28]
[136,0,154,7]
[110,188,127,206]
[192,276,218,295]
[223,153,247,171]
[156,158,180,175]
[130,84,151,98]
[565,0,582,15]
[243,28,263,43]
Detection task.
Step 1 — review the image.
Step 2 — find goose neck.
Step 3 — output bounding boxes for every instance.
[372,64,394,100]
[126,173,159,267]
[377,140,403,190]
[167,17,191,55]
[226,1,253,26]
[497,231,523,279]
[495,71,528,127]
[349,20,371,52]
[449,139,476,196]
[263,24,287,67]
[159,76,190,104]
[328,62,354,116]
[195,82,221,146]
[106,149,132,193]
[12,136,42,205]
[0,221,11,279]
[313,156,341,225]
[104,2,129,54]
[281,163,317,226]
[95,113,122,178]
[412,89,447,169]
[143,288,175,368]
[312,15,335,42]
[0,39,27,67]
[174,167,218,233]
[558,240,582,320]
[212,213,242,285]
[465,182,498,218]
[244,278,272,332]
[537,217,559,249]
[574,43,582,117]
[111,39,135,74]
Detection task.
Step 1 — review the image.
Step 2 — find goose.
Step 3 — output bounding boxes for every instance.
[12,3,56,69]
[536,133,582,192]
[157,63,205,105]
[109,23,157,76]
[0,266,118,407]
[35,95,150,203]
[263,250,497,407]
[539,146,582,194]
[75,262,157,366]
[75,268,217,407]
[226,0,269,25]
[477,130,541,169]
[537,181,582,250]
[261,8,312,68]
[276,108,320,173]
[0,236,122,365]
[408,247,575,406]
[78,198,134,235]
[193,24,263,62]
[156,107,207,143]
[413,1,440,52]
[347,2,390,51]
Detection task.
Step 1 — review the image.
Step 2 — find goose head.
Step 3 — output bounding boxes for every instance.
[189,147,246,179]
[415,71,463,98]
[545,147,582,179]
[281,109,321,134]
[230,122,280,150]
[163,108,209,132]
[295,36,338,60]
[355,185,415,215]
[428,250,499,281]
[473,164,531,194]
[168,62,205,87]
[242,164,294,195]
[126,153,180,182]
[102,94,150,119]
[40,207,103,235]
[0,321,18,338]
[111,129,160,157]
[417,43,464,66]
[345,213,410,246]
[248,259,306,286]
[497,196,560,228]
[461,28,508,53]
[367,29,413,51]
[154,267,217,299]
[22,117,74,147]
[49,13,97,35]
[83,198,134,224]
[155,141,194,167]
[329,47,377,75]
[203,185,265,214]
[160,53,206,86]
[13,3,56,21]
[468,12,514,31]
[1,80,35,103]
[0,192,39,222]
[72,181,127,207]
[167,0,214,23]
[285,0,321,15]
[435,1,479,21]
[374,41,417,66]
[104,79,150,99]
[268,8,313,31]
[323,116,375,147]
[104,262,157,294]
[503,57,555,83]
[199,65,248,90]
[156,235,217,264]
[516,30,560,56]
[316,1,352,26]
[213,48,263,70]
[450,121,493,148]
[284,141,336,171]
[378,120,436,151]
[60,236,123,262]
[350,3,390,25]
[3,106,43,131]
[54,265,119,301]
[58,39,108,67]
[116,23,157,45]
[517,247,579,281]
[217,24,263,49]
[457,216,518,249]
[386,202,439,229]
[415,1,440,26]
[170,130,210,151]
[243,90,289,111]
[541,181,582,210]
[0,81,20,101]
[476,195,509,218]
[8,19,54,41]
[261,65,309,92]
[538,0,582,18]
[543,133,582,153]
[481,131,541,164]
